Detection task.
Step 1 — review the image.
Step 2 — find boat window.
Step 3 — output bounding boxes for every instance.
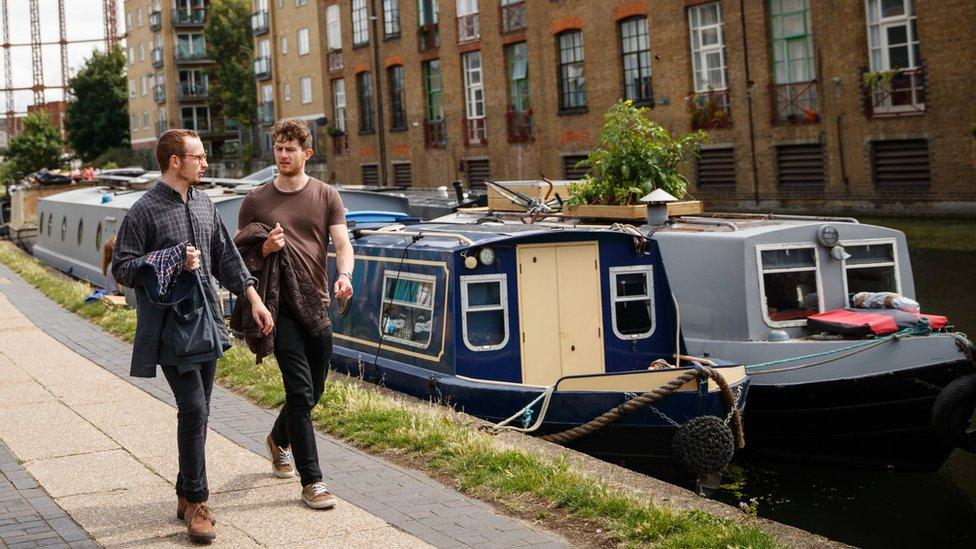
[844,241,898,303]
[47,214,53,237]
[77,219,84,246]
[39,212,44,234]
[380,271,436,348]
[759,246,821,324]
[95,222,103,250]
[610,266,655,339]
[60,216,67,242]
[461,274,508,351]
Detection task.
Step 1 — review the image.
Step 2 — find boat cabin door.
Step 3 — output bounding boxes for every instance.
[516,242,605,385]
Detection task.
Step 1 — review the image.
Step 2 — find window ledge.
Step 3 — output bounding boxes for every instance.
[384,33,401,41]
[390,126,408,133]
[557,107,588,116]
[358,129,375,135]
[352,42,369,50]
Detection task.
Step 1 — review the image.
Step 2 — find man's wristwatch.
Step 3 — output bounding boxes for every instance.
[338,272,353,280]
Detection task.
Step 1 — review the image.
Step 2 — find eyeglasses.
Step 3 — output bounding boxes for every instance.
[181,153,207,162]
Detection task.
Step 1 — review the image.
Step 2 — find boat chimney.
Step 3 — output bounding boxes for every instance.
[640,188,678,225]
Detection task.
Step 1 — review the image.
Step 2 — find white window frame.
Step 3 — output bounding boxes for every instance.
[352,0,369,46]
[298,28,310,55]
[379,271,437,349]
[136,8,143,27]
[283,83,291,102]
[258,39,271,58]
[865,0,919,71]
[129,79,136,97]
[840,238,902,306]
[460,274,509,352]
[688,2,727,92]
[609,265,656,340]
[755,243,824,328]
[300,77,312,104]
[140,76,148,96]
[139,43,146,62]
[383,0,400,37]
[296,0,308,6]
[127,47,133,65]
[280,36,288,55]
[332,79,346,132]
[142,111,149,130]
[326,4,342,50]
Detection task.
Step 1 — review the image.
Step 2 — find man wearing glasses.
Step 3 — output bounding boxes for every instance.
[113,129,274,543]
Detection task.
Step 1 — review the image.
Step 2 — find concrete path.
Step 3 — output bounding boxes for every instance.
[0,263,568,548]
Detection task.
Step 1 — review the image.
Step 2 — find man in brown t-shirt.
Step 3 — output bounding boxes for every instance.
[237,119,353,510]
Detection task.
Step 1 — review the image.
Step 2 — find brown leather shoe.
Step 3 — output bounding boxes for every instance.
[177,496,215,524]
[301,482,337,509]
[266,433,296,478]
[184,502,216,543]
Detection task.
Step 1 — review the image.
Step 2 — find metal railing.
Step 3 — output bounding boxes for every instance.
[251,10,269,35]
[149,10,162,31]
[254,56,272,80]
[327,49,343,72]
[331,133,348,155]
[153,84,166,103]
[457,13,480,43]
[862,66,926,117]
[500,2,525,34]
[463,116,486,146]
[688,89,732,129]
[506,108,532,143]
[769,80,819,124]
[178,82,209,100]
[151,47,164,68]
[175,48,209,63]
[173,8,206,27]
[258,101,275,125]
[418,24,439,52]
[423,118,447,148]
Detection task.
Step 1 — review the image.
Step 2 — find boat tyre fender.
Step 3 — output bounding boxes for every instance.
[932,372,976,454]
[673,416,735,477]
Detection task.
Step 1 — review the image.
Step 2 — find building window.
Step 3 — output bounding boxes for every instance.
[352,0,369,46]
[500,0,526,33]
[177,33,207,60]
[462,51,486,145]
[388,65,406,130]
[866,0,919,72]
[506,42,530,112]
[283,83,291,102]
[281,36,288,54]
[620,16,652,105]
[141,76,148,96]
[418,0,438,25]
[422,59,446,147]
[300,77,312,104]
[456,0,479,43]
[332,79,346,132]
[688,2,727,92]
[298,28,309,55]
[460,274,509,351]
[136,8,143,27]
[296,0,307,6]
[181,106,211,132]
[326,4,342,50]
[609,266,655,340]
[143,111,149,130]
[757,245,821,326]
[769,0,817,122]
[127,47,133,65]
[357,71,374,133]
[843,240,899,303]
[129,79,136,97]
[383,0,400,38]
[139,43,146,62]
[557,30,586,111]
[380,271,436,348]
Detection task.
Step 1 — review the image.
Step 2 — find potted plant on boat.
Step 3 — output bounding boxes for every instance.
[566,99,706,220]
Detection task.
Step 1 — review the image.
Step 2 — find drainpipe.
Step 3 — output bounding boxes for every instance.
[738,0,760,206]
[368,0,389,186]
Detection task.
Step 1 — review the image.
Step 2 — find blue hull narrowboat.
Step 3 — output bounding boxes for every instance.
[328,223,750,465]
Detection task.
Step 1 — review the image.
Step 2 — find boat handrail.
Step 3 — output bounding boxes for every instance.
[355,228,476,246]
[674,217,739,231]
[696,212,861,224]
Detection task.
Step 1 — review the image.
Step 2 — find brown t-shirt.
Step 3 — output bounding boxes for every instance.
[238,177,346,306]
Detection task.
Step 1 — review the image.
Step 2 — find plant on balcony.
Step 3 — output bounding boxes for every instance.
[326,124,345,138]
[862,69,901,91]
[567,100,706,207]
[687,91,730,129]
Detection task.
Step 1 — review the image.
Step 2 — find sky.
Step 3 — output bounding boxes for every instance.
[3,0,122,114]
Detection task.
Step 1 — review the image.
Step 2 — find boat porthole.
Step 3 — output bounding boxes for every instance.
[77,219,84,246]
[60,216,67,242]
[39,212,44,234]
[95,222,103,250]
[47,214,53,237]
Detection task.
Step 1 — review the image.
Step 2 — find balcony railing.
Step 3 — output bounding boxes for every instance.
[173,8,206,27]
[175,48,210,63]
[418,24,439,52]
[506,108,532,143]
[258,101,275,125]
[251,10,269,35]
[182,117,211,133]
[153,84,166,103]
[331,132,349,155]
[151,47,164,68]
[149,10,162,31]
[327,49,343,72]
[155,120,169,135]
[178,82,209,100]
[457,14,480,43]
[463,116,486,146]
[769,80,819,124]
[862,66,926,118]
[500,2,526,34]
[423,118,447,148]
[254,56,272,80]
[688,89,732,129]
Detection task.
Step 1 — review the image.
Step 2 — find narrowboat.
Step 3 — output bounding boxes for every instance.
[327,222,750,464]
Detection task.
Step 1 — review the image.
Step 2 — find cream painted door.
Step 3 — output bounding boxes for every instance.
[517,243,604,385]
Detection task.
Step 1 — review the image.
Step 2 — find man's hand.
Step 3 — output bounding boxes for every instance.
[262,223,285,256]
[184,245,200,271]
[333,273,353,300]
[251,301,275,336]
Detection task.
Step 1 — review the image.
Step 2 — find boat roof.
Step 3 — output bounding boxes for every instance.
[38,185,244,208]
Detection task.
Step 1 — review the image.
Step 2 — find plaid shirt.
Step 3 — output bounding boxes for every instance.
[112,182,255,343]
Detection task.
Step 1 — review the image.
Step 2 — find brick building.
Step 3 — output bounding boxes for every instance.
[124,0,238,165]
[252,0,974,213]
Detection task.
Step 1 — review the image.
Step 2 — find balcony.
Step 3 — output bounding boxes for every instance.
[506,108,532,143]
[418,24,439,52]
[862,66,926,118]
[688,89,731,129]
[769,80,819,124]
[175,48,210,64]
[149,10,162,31]
[331,132,349,155]
[499,2,525,34]
[258,101,275,125]
[182,117,211,134]
[253,56,271,80]
[457,14,480,43]
[151,47,164,68]
[251,10,269,35]
[153,84,166,103]
[178,82,209,100]
[155,120,169,135]
[423,118,446,148]
[327,49,343,73]
[173,8,206,27]
[462,117,486,146]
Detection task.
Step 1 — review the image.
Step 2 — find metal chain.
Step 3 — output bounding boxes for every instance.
[725,386,743,424]
[648,405,681,428]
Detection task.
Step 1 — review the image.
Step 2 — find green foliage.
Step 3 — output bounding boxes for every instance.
[90,146,155,170]
[568,100,706,207]
[205,0,257,127]
[65,46,129,162]
[0,111,64,182]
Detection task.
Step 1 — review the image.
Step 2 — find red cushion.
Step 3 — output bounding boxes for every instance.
[807,309,899,336]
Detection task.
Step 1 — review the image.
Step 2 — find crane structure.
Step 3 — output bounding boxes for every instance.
[1,0,120,132]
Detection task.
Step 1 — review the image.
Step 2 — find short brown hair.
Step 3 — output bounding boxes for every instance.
[272,119,312,149]
[155,129,200,173]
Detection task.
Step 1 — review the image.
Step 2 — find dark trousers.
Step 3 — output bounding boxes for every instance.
[271,307,332,486]
[161,360,216,504]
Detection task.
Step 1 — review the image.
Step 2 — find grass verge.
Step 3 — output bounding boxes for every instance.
[0,240,775,548]
[858,217,976,252]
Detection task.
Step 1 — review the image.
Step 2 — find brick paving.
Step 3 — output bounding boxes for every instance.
[0,262,568,548]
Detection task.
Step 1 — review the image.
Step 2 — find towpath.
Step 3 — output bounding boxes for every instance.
[0,262,568,548]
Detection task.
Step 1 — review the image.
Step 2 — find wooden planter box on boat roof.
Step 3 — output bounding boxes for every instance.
[486,179,573,211]
[485,180,703,220]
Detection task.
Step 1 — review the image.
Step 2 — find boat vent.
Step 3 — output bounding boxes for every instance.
[695,146,735,189]
[361,164,379,186]
[776,143,825,188]
[870,139,931,188]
